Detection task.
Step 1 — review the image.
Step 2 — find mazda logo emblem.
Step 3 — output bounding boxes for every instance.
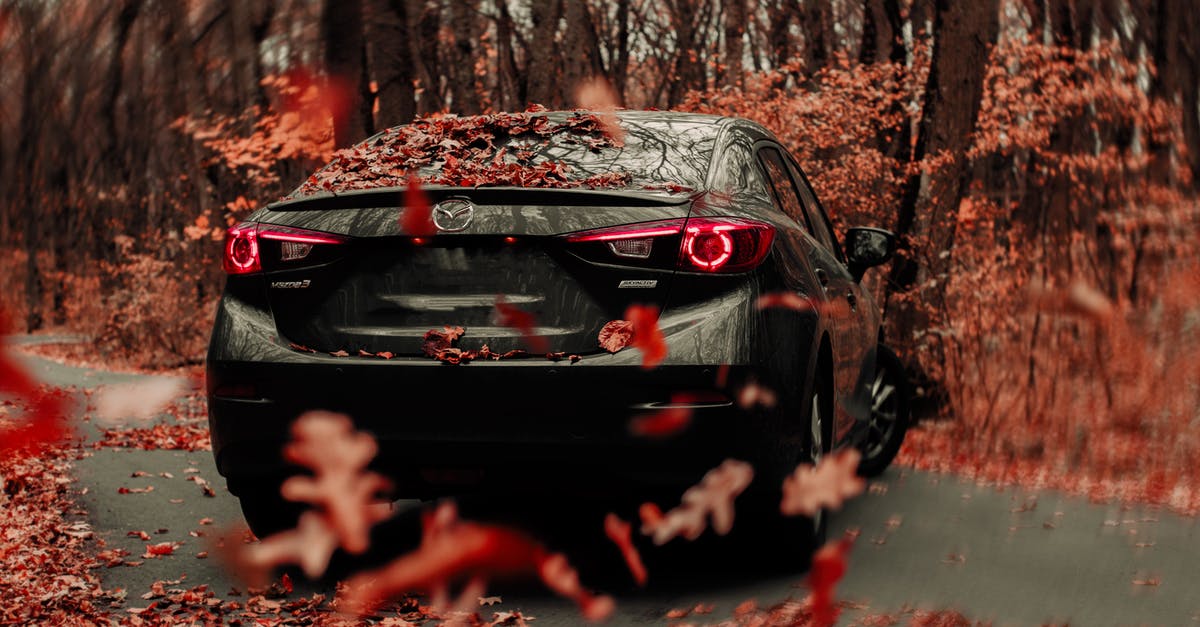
[432,198,475,232]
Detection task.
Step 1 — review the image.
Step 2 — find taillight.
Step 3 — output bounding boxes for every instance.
[563,217,773,273]
[223,223,261,274]
[680,217,774,273]
[565,219,684,261]
[222,222,347,275]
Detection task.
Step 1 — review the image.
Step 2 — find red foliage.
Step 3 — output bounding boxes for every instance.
[494,297,549,353]
[401,173,435,236]
[603,513,647,586]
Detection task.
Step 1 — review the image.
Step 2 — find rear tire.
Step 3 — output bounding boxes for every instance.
[771,361,831,568]
[236,485,305,539]
[856,344,910,477]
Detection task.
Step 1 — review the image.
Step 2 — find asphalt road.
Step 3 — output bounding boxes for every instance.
[15,341,1200,625]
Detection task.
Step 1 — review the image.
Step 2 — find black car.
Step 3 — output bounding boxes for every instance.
[206,110,909,537]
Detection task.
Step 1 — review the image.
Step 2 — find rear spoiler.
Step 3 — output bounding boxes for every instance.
[265,185,693,212]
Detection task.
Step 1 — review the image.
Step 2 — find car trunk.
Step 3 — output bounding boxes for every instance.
[252,187,693,356]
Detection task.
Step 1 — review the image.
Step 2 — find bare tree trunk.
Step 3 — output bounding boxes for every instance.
[722,0,745,87]
[322,0,371,146]
[447,0,480,114]
[526,0,562,107]
[613,0,631,103]
[887,0,999,331]
[369,0,416,127]
[494,0,525,111]
[561,0,605,102]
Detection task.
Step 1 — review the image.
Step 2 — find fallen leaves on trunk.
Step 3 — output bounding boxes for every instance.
[641,459,754,545]
[781,449,866,517]
[598,320,634,353]
[598,305,668,368]
[295,108,632,196]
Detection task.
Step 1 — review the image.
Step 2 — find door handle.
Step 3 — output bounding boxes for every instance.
[815,268,829,287]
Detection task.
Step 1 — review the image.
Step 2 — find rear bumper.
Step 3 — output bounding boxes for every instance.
[208,359,753,497]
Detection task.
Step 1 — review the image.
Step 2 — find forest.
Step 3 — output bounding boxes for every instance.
[2,0,1199,513]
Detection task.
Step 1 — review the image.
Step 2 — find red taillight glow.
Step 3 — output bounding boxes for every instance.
[679,217,773,273]
[223,224,261,274]
[564,220,685,243]
[223,222,346,275]
[564,217,774,273]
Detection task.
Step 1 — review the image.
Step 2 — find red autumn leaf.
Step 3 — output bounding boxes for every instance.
[143,542,180,558]
[715,363,730,387]
[638,502,664,529]
[225,510,342,586]
[422,325,466,357]
[127,530,152,541]
[494,297,548,353]
[598,320,633,353]
[280,411,392,554]
[628,403,692,439]
[401,173,435,236]
[539,553,616,622]
[642,460,754,545]
[808,536,854,627]
[603,513,647,586]
[93,378,187,426]
[281,573,293,594]
[755,292,815,311]
[329,349,350,357]
[574,77,625,144]
[626,304,667,369]
[736,380,778,410]
[0,307,69,454]
[340,502,612,622]
[780,449,866,517]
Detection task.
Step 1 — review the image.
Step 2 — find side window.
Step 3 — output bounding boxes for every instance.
[785,157,845,262]
[711,131,772,201]
[756,147,812,232]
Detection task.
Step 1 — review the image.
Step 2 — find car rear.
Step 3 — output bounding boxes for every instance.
[206,112,798,498]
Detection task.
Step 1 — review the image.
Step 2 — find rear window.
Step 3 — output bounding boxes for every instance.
[294,111,715,197]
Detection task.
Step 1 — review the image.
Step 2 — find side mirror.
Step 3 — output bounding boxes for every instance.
[844,227,896,281]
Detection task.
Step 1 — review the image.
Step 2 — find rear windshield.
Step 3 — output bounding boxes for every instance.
[293,111,715,197]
